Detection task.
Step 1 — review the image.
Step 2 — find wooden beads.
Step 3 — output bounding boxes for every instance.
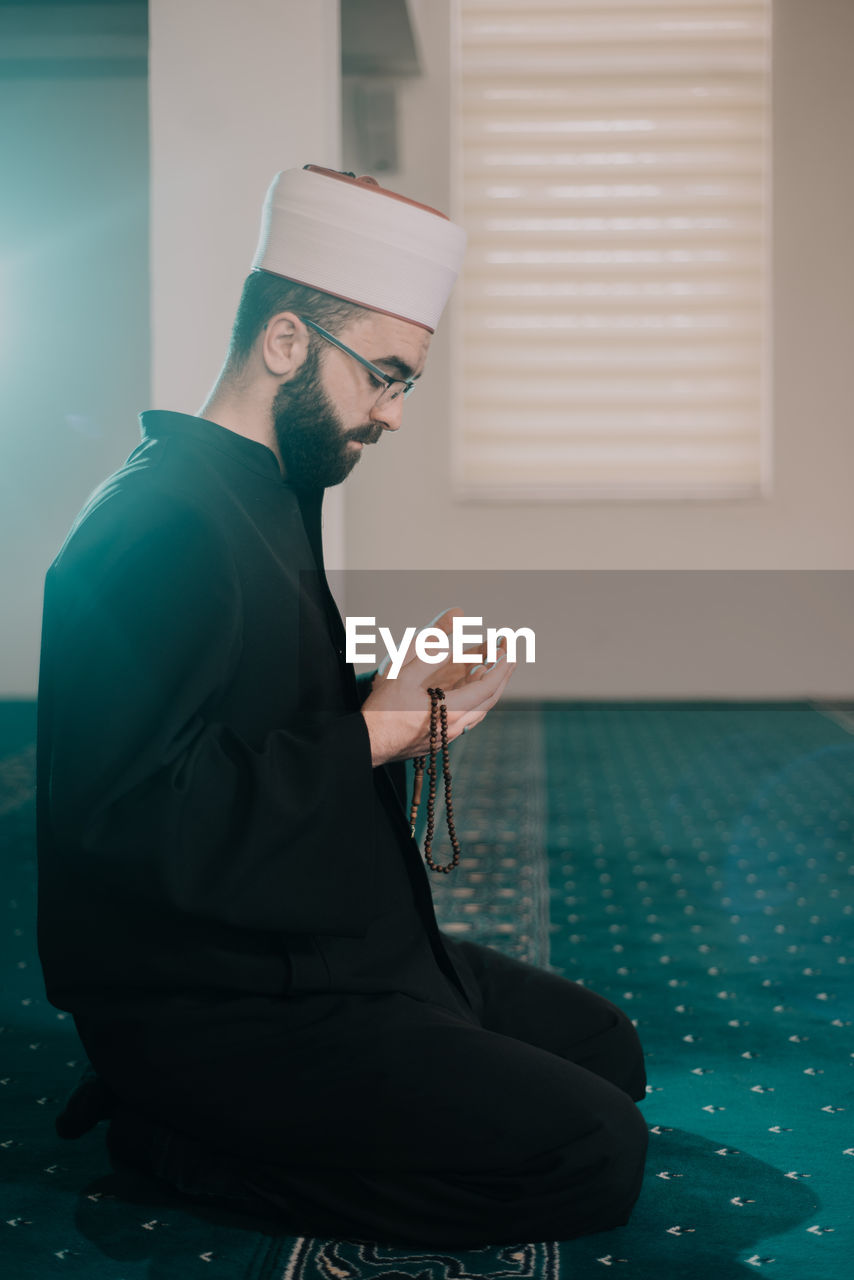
[410,687,462,875]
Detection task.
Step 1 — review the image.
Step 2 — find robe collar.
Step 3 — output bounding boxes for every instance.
[139,410,285,484]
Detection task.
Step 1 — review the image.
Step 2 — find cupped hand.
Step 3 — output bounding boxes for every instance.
[361,607,516,767]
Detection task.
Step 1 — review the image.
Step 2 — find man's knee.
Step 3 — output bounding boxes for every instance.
[572,1000,647,1104]
[611,1007,647,1102]
[553,1090,648,1235]
[465,1093,649,1245]
[595,1092,649,1222]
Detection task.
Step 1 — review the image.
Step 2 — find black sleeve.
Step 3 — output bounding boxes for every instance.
[354,670,409,809]
[355,669,376,707]
[40,498,376,937]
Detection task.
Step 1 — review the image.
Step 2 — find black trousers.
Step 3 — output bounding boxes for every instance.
[82,941,648,1248]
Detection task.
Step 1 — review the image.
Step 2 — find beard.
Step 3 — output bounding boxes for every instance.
[272,344,382,490]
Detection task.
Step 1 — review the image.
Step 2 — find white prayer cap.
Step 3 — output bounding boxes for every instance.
[251,164,467,333]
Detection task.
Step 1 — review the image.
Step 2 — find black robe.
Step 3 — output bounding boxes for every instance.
[36,412,650,1247]
[36,411,472,1019]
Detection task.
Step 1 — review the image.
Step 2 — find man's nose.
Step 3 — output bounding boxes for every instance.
[370,395,404,432]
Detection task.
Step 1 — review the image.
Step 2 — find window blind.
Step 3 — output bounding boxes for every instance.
[452,0,771,499]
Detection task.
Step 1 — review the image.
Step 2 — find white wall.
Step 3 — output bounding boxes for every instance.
[341,0,854,697]
[148,0,340,409]
[148,0,345,565]
[5,0,852,700]
[1,0,343,697]
[0,24,149,697]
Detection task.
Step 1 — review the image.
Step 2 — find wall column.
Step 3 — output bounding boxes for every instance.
[148,0,345,563]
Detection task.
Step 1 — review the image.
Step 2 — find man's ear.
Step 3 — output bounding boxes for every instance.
[261,311,309,380]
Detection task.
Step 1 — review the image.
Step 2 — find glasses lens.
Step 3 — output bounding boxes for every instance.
[376,380,409,405]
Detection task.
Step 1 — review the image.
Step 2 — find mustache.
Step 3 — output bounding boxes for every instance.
[346,424,384,446]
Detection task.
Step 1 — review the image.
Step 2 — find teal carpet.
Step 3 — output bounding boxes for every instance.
[2,700,852,1278]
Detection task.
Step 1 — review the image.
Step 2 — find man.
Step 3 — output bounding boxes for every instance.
[37,165,648,1247]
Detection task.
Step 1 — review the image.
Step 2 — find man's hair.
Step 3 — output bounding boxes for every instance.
[227,271,369,371]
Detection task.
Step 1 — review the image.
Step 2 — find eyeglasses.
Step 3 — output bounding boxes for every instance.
[300,317,417,405]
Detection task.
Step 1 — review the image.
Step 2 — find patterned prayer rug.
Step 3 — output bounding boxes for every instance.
[1,700,852,1279]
